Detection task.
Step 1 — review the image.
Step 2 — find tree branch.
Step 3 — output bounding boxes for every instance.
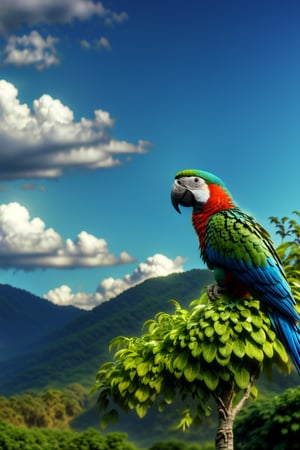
[232,371,257,420]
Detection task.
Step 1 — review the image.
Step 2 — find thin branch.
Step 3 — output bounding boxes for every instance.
[232,371,257,420]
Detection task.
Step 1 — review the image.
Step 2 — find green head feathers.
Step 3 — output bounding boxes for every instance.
[175,169,226,188]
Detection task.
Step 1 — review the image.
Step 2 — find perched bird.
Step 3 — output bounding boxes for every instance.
[171,169,300,374]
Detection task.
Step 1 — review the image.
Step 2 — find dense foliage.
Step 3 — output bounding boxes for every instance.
[234,385,300,449]
[0,421,136,450]
[93,294,289,428]
[0,385,88,429]
[93,212,300,449]
[270,211,300,308]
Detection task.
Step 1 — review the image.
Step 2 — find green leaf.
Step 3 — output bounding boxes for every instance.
[136,362,150,376]
[219,330,231,343]
[136,403,148,418]
[215,353,230,366]
[204,326,214,338]
[273,339,289,362]
[135,386,150,403]
[240,309,251,319]
[250,385,258,400]
[199,319,210,329]
[191,344,202,358]
[262,340,274,358]
[173,351,190,370]
[234,367,250,389]
[203,371,219,390]
[149,378,162,394]
[119,381,131,394]
[251,315,263,328]
[234,323,243,333]
[220,310,231,321]
[251,328,266,345]
[214,321,228,335]
[184,364,199,382]
[202,342,217,363]
[233,339,246,358]
[245,339,260,359]
[219,342,233,358]
[241,321,253,332]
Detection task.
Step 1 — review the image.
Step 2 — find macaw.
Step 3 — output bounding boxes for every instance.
[171,169,300,374]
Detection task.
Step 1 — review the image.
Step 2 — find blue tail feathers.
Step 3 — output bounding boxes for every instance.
[270,313,300,374]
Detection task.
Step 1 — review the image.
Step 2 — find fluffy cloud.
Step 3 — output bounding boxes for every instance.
[0,80,150,181]
[0,0,127,35]
[44,254,187,310]
[0,202,135,269]
[3,31,59,70]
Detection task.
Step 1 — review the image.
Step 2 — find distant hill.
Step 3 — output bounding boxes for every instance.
[0,269,213,395]
[0,270,299,449]
[0,284,85,360]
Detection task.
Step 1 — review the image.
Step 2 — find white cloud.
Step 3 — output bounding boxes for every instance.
[3,30,59,70]
[96,37,111,50]
[0,202,135,269]
[0,80,150,181]
[44,254,187,310]
[80,36,111,51]
[0,0,127,35]
[44,285,104,310]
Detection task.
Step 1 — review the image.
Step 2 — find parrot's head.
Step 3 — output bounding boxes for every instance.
[171,169,232,214]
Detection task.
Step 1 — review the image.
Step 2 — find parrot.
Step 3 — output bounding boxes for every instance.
[171,168,300,374]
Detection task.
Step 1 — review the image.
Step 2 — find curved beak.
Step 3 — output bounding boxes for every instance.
[171,181,194,214]
[171,186,182,213]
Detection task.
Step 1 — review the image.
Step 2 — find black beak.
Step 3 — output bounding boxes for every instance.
[171,181,195,214]
[171,188,182,214]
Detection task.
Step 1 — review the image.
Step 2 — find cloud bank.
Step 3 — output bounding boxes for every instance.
[0,80,150,181]
[0,202,134,269]
[44,254,187,310]
[0,0,128,35]
[0,1,127,69]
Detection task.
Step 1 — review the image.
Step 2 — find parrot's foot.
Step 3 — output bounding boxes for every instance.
[207,284,229,301]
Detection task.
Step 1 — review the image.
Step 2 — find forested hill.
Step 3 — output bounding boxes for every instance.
[0,269,213,395]
[0,284,85,360]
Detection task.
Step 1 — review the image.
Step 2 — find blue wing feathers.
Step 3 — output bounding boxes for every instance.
[205,209,300,373]
[271,314,300,374]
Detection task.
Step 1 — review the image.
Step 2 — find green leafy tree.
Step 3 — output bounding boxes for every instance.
[0,421,137,450]
[234,385,300,449]
[92,213,300,450]
[0,384,89,429]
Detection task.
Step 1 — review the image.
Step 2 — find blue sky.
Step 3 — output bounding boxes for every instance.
[0,0,299,309]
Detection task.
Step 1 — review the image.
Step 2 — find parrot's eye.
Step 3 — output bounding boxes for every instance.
[194,178,199,183]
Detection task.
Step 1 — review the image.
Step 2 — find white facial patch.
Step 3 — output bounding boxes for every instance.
[182,176,210,204]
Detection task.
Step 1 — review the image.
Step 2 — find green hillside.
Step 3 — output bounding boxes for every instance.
[0,269,213,395]
[0,284,85,360]
[0,269,298,449]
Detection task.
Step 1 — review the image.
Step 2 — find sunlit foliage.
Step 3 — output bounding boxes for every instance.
[93,213,300,434]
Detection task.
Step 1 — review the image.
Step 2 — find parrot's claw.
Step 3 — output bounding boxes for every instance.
[207,284,229,301]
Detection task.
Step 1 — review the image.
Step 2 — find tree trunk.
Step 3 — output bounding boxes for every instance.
[214,373,257,450]
[215,388,235,450]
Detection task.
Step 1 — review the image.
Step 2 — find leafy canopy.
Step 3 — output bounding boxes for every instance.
[92,212,300,430]
[234,385,300,450]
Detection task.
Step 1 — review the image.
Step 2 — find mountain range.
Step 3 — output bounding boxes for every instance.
[0,270,213,395]
[0,269,298,447]
[0,283,85,361]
